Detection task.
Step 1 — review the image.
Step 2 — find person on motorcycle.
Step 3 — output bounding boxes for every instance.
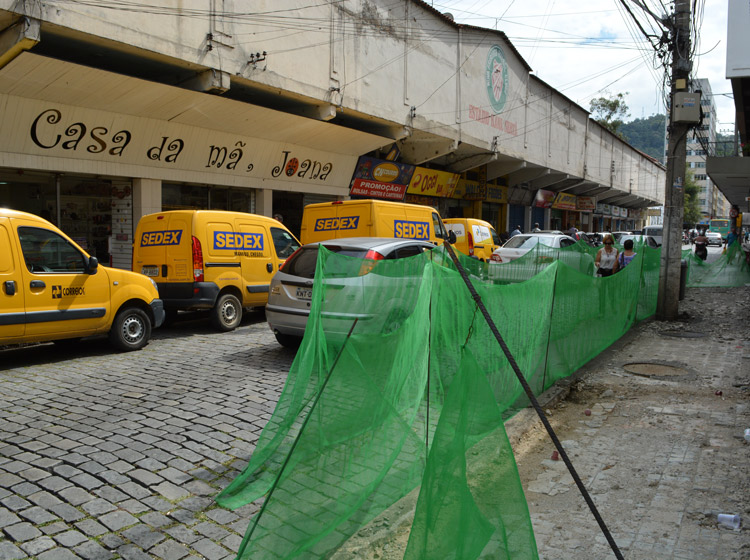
[694,230,709,261]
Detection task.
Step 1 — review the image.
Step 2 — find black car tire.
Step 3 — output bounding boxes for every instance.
[211,293,243,332]
[109,307,151,351]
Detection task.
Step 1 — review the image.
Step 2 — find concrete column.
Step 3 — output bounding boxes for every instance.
[256,188,273,217]
[132,178,161,224]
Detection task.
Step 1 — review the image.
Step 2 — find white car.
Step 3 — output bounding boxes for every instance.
[489,233,595,281]
[706,231,723,246]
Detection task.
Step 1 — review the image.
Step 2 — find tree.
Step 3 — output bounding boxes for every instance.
[683,168,702,226]
[620,114,666,160]
[589,92,630,137]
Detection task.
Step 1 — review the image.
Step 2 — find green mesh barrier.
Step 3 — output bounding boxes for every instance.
[217,242,661,559]
[685,241,750,287]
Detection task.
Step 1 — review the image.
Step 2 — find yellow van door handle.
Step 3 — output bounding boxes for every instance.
[30,280,46,289]
[266,263,273,273]
[3,280,16,295]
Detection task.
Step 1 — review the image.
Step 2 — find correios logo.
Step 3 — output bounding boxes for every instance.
[485,45,509,114]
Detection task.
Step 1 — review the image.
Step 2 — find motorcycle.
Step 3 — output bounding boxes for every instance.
[694,240,708,261]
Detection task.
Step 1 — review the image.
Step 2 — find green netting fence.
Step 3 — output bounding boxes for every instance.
[682,241,750,287]
[216,239,663,559]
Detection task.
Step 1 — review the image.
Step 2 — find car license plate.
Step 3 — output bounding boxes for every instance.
[296,287,312,300]
[141,265,158,277]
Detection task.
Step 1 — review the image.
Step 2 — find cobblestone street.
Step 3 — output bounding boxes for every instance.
[0,311,293,560]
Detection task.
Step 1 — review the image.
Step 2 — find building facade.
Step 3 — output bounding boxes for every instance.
[0,1,665,268]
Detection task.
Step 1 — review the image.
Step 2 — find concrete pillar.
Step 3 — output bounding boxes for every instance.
[132,178,161,225]
[256,188,273,217]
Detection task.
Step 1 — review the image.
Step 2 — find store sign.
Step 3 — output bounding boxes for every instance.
[406,167,459,198]
[577,196,595,212]
[596,203,612,215]
[349,156,414,200]
[2,95,361,188]
[552,192,577,211]
[486,184,507,203]
[611,206,621,217]
[534,189,555,208]
[455,179,486,201]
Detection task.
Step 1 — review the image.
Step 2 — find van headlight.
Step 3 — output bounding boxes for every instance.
[148,278,158,292]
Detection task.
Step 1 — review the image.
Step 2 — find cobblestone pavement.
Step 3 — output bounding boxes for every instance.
[1,284,748,560]
[0,310,293,560]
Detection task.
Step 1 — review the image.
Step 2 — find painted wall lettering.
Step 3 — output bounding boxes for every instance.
[148,137,185,163]
[206,141,245,170]
[30,109,132,155]
[272,151,333,181]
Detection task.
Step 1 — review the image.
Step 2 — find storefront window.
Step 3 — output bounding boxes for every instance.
[59,177,113,263]
[0,171,57,224]
[163,183,254,212]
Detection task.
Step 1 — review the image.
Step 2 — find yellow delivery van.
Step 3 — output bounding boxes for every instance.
[0,208,164,351]
[300,199,451,245]
[133,210,300,331]
[444,218,501,262]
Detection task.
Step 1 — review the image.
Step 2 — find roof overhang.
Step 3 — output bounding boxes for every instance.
[706,156,750,207]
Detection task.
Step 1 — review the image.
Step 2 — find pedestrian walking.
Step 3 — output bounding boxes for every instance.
[617,239,636,270]
[532,222,541,233]
[595,233,619,276]
[510,225,522,237]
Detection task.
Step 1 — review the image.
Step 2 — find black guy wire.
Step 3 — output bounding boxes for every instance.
[441,240,625,560]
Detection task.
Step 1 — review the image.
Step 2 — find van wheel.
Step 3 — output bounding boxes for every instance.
[109,307,151,351]
[212,293,242,331]
[274,332,302,348]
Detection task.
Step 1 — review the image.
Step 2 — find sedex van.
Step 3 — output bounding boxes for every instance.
[132,210,300,331]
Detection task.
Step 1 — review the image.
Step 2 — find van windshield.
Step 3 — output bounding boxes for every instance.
[433,213,448,240]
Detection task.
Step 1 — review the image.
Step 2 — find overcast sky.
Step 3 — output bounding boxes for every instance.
[434,0,734,133]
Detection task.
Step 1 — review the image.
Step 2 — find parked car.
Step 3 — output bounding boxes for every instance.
[617,234,660,249]
[641,225,663,246]
[488,233,595,282]
[586,232,604,246]
[265,237,435,347]
[706,231,723,246]
[611,231,633,243]
[573,231,597,247]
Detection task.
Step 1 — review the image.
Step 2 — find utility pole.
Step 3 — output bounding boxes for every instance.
[656,0,692,321]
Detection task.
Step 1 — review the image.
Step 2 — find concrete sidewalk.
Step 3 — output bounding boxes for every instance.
[510,285,750,559]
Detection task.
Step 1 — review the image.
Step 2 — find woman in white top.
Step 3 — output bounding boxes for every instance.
[595,233,619,277]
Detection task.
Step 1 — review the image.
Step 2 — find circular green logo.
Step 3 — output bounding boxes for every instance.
[485,45,508,114]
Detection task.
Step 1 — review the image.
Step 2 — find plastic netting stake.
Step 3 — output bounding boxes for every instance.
[442,242,625,560]
[237,319,359,557]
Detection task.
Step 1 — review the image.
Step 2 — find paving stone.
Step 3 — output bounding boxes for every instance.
[37,476,72,492]
[140,511,172,528]
[19,467,51,482]
[153,481,189,501]
[98,533,125,549]
[118,481,151,500]
[3,521,42,542]
[204,508,239,525]
[0,473,23,487]
[37,548,81,560]
[20,536,56,556]
[194,521,230,541]
[128,469,163,486]
[18,505,59,524]
[11,481,41,496]
[121,524,166,550]
[157,467,192,485]
[49,502,86,522]
[191,538,230,560]
[93,486,129,503]
[81,498,116,516]
[74,540,114,560]
[116,544,152,560]
[98,510,138,531]
[0,541,25,560]
[70,473,104,490]
[141,496,172,512]
[54,464,84,478]
[165,525,200,545]
[0,508,21,528]
[98,470,130,485]
[41,521,70,535]
[150,539,190,560]
[58,487,95,506]
[54,529,89,547]
[74,518,109,537]
[182,480,215,496]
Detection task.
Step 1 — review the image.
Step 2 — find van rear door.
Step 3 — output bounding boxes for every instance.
[301,202,370,244]
[134,213,192,283]
[0,217,25,339]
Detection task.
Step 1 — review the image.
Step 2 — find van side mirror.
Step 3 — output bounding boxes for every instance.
[87,256,99,275]
[448,230,457,244]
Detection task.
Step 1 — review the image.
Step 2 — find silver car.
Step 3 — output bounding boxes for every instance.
[488,233,595,281]
[706,231,723,246]
[265,237,435,347]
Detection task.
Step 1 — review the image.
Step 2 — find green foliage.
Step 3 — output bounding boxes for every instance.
[620,114,666,160]
[683,168,702,226]
[589,92,630,137]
